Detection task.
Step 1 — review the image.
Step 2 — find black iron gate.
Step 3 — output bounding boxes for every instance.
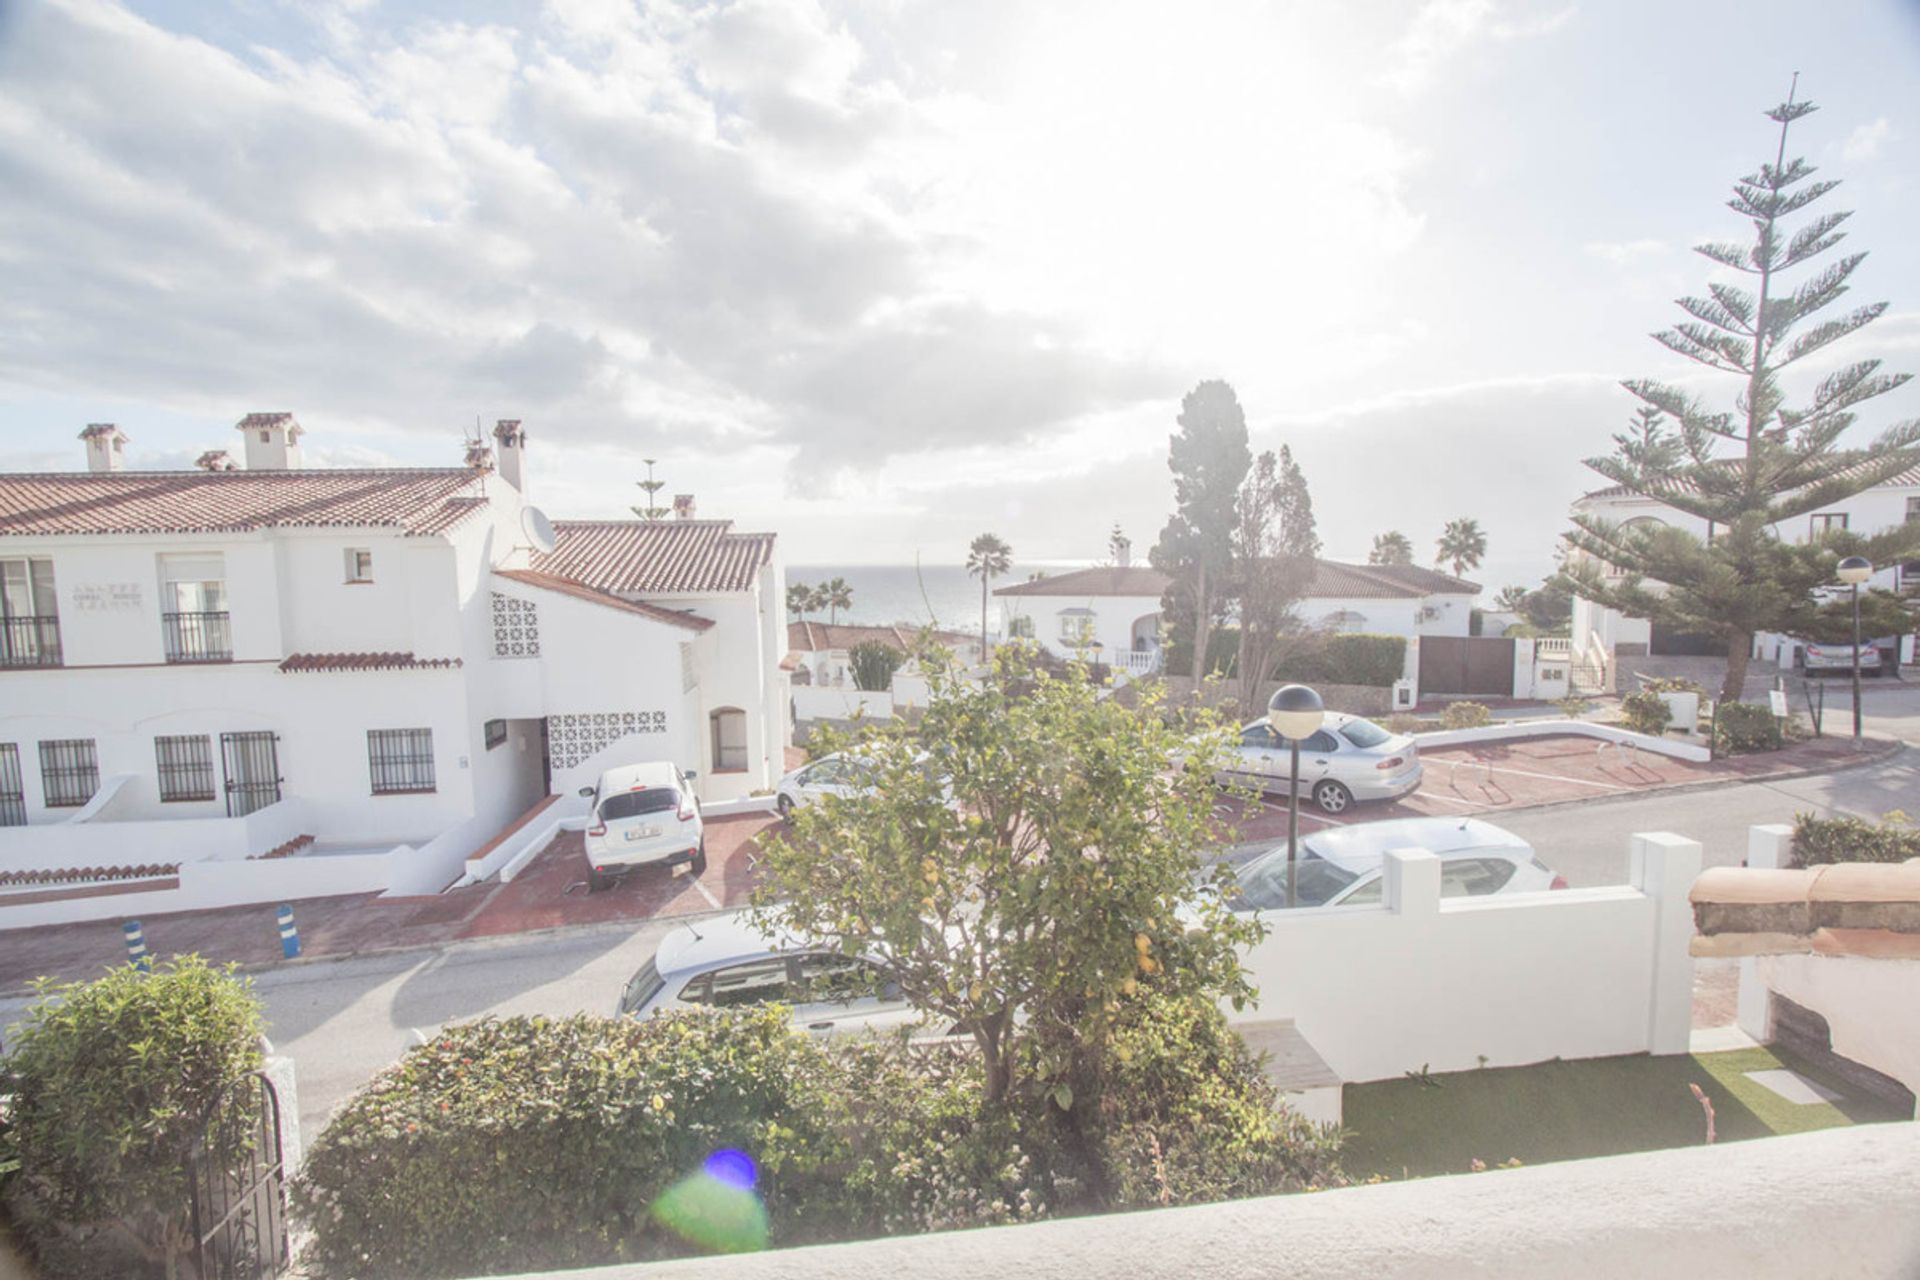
[1417,636,1516,696]
[185,1071,290,1280]
[0,743,23,827]
[220,732,282,818]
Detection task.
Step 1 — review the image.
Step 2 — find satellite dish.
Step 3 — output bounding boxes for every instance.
[522,506,557,554]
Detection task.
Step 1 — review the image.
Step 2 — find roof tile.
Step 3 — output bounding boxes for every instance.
[0,469,491,537]
[530,519,774,595]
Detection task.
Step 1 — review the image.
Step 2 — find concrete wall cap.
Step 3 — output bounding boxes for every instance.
[1689,866,1820,906]
[1807,861,1920,905]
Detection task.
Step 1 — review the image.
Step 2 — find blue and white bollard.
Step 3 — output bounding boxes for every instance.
[122,920,150,973]
[276,903,301,959]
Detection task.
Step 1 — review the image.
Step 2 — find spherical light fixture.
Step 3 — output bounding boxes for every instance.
[1836,555,1872,586]
[1267,683,1326,741]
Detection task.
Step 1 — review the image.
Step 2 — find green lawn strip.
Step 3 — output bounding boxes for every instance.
[1338,1047,1896,1182]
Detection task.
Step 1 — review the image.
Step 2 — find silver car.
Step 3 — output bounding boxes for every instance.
[1225,816,1565,911]
[1215,712,1421,814]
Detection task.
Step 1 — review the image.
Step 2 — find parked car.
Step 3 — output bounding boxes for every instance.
[1794,638,1885,676]
[773,752,876,816]
[1223,816,1565,911]
[1216,712,1421,814]
[579,761,704,890]
[616,911,927,1038]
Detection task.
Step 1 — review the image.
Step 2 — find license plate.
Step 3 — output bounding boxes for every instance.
[625,826,661,841]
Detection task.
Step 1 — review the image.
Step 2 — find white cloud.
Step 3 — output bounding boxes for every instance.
[1840,117,1893,163]
[1583,238,1666,266]
[1383,0,1574,94]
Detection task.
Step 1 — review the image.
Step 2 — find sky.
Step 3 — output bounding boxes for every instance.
[3,0,1920,592]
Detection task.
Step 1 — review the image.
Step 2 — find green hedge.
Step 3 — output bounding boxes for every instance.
[1791,812,1920,867]
[1273,634,1407,688]
[1714,701,1781,754]
[1619,690,1672,737]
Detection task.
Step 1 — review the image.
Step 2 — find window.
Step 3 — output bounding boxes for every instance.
[1338,718,1392,749]
[1239,724,1280,749]
[1907,497,1920,524]
[159,554,230,662]
[680,642,697,693]
[1009,615,1034,639]
[484,719,507,750]
[1301,730,1341,754]
[1322,609,1366,632]
[367,728,435,794]
[344,548,374,583]
[1057,610,1095,643]
[38,738,99,808]
[259,429,270,443]
[683,958,790,1009]
[598,788,678,821]
[0,744,23,827]
[1341,877,1383,906]
[1440,857,1519,898]
[0,557,61,668]
[617,958,668,1016]
[791,954,896,1005]
[1809,512,1849,540]
[155,734,216,802]
[710,707,748,773]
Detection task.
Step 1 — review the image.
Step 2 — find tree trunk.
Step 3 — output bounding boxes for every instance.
[1189,562,1210,684]
[980,577,990,660]
[1720,630,1753,704]
[976,1015,1011,1103]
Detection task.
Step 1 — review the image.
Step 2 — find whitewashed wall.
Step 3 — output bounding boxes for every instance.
[792,687,894,722]
[997,593,1163,662]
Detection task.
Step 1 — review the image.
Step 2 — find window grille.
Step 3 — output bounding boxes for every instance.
[38,738,99,808]
[0,744,24,827]
[368,728,436,794]
[484,719,507,750]
[156,734,217,802]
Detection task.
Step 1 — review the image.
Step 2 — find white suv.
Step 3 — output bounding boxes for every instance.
[580,761,704,891]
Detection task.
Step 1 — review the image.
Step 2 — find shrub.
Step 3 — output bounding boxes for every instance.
[1642,676,1708,698]
[1385,712,1424,734]
[1556,695,1591,719]
[295,1009,849,1278]
[1619,689,1672,736]
[1273,634,1407,688]
[849,641,905,692]
[1440,701,1491,730]
[1714,701,1782,754]
[2,956,264,1280]
[1790,811,1920,866]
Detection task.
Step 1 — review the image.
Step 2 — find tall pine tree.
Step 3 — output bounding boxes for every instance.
[1151,381,1252,682]
[1561,87,1920,701]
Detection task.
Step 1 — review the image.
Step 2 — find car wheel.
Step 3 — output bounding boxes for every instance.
[689,841,708,876]
[1313,780,1353,814]
[776,794,794,818]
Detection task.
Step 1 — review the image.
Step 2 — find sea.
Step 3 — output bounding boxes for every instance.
[787,563,1075,633]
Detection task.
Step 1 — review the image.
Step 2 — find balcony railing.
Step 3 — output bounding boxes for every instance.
[163,611,233,663]
[0,615,63,668]
[1112,648,1162,676]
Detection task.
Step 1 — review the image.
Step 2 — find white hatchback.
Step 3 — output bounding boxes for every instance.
[1224,817,1564,911]
[580,761,705,890]
[772,752,875,817]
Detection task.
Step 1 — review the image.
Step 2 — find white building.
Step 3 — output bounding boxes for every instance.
[785,621,982,689]
[0,416,787,921]
[1568,465,1920,665]
[993,557,1478,675]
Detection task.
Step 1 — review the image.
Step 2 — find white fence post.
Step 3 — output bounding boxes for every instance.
[1631,831,1703,1055]
[1737,823,1797,1041]
[1384,848,1440,917]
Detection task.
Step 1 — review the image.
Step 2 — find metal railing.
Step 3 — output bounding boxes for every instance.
[1112,649,1163,676]
[0,614,62,667]
[163,611,233,663]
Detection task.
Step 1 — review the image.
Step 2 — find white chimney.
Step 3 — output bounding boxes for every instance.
[1116,536,1132,568]
[673,493,696,520]
[493,419,526,492]
[464,440,495,471]
[79,423,128,473]
[236,412,304,470]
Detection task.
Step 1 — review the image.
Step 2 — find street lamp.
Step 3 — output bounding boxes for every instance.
[1267,683,1326,909]
[1837,556,1873,748]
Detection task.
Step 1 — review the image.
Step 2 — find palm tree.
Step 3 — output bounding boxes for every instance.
[1368,531,1414,566]
[1435,518,1488,578]
[786,582,814,622]
[823,577,853,625]
[1494,584,1531,612]
[966,533,1014,657]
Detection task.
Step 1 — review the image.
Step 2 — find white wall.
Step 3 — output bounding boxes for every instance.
[1236,834,1699,1083]
[997,593,1162,662]
[1299,592,1474,640]
[792,687,894,722]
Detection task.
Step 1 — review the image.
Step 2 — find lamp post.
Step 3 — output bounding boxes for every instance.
[1267,683,1326,908]
[1837,556,1872,748]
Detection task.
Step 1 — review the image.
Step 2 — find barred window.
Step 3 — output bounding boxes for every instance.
[38,738,99,808]
[155,734,216,802]
[483,719,507,750]
[368,728,436,795]
[0,743,24,828]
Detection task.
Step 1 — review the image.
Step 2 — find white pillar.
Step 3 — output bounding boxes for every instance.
[1631,831,1703,1056]
[1738,824,1796,1041]
[1384,847,1440,917]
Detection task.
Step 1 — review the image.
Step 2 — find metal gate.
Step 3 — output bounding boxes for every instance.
[0,743,23,827]
[1418,636,1516,697]
[220,732,282,818]
[185,1071,290,1280]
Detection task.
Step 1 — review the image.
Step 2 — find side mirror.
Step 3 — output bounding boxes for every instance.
[682,769,699,781]
[577,786,595,798]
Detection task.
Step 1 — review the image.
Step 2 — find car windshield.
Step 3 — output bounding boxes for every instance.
[617,957,666,1015]
[1232,847,1360,910]
[600,788,678,821]
[1338,718,1392,749]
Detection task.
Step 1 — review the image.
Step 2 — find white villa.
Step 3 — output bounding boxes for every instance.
[0,415,788,924]
[994,549,1479,675]
[1568,464,1920,667]
[785,621,982,688]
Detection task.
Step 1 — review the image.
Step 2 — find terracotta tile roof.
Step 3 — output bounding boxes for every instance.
[994,566,1172,598]
[787,621,976,652]
[494,569,714,631]
[531,519,774,595]
[279,652,464,673]
[0,862,180,888]
[0,469,492,537]
[1579,458,1920,504]
[992,560,1479,600]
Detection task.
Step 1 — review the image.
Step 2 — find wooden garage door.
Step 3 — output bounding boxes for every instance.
[1419,636,1515,697]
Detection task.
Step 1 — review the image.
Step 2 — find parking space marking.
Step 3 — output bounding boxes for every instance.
[1411,789,1483,808]
[1447,761,1632,792]
[689,875,723,911]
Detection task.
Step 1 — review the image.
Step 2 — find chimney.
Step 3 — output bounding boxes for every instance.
[79,423,128,473]
[673,494,695,520]
[195,449,237,472]
[1116,536,1132,568]
[492,419,526,492]
[236,412,304,470]
[464,440,495,471]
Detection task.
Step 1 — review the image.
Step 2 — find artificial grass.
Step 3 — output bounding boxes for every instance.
[1339,1045,1909,1181]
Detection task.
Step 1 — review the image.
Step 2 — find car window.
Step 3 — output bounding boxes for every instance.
[806,760,842,786]
[1239,724,1280,749]
[618,957,667,1015]
[1440,857,1518,898]
[1233,849,1359,910]
[685,957,791,1008]
[1338,718,1392,749]
[790,954,898,1005]
[1302,730,1340,754]
[599,787,678,821]
[1340,876,1383,905]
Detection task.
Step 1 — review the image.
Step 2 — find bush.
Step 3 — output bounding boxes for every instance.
[1619,689,1672,736]
[848,641,906,692]
[1385,712,1424,734]
[1714,701,1782,754]
[1642,676,1708,698]
[1556,695,1591,719]
[3,956,264,1280]
[1440,701,1491,730]
[1272,634,1407,688]
[1790,811,1920,866]
[295,1009,849,1278]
